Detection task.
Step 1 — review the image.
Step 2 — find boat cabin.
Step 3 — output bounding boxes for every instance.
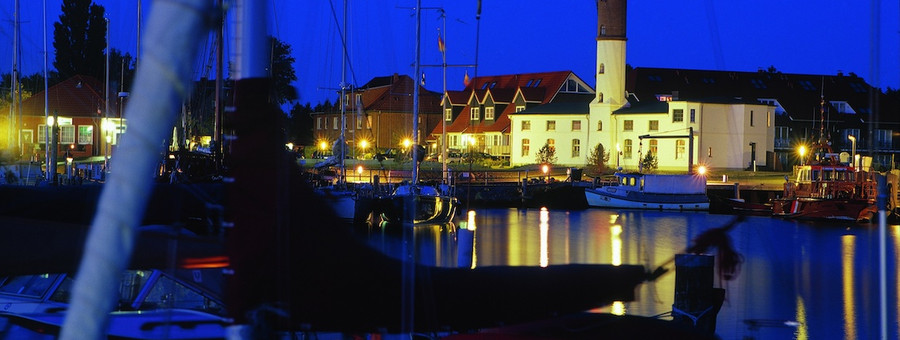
[786,165,875,200]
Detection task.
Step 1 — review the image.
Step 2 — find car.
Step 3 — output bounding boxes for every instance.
[372,148,398,161]
[441,151,463,163]
[461,152,500,162]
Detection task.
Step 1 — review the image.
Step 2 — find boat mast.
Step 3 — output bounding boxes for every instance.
[43,0,49,171]
[412,0,422,185]
[339,0,348,184]
[214,0,224,171]
[11,0,20,154]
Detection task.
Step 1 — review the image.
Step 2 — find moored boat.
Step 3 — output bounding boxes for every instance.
[771,162,879,221]
[585,172,709,211]
[0,269,227,339]
[379,183,458,225]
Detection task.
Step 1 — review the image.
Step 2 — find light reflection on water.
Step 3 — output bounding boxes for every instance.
[363,208,899,340]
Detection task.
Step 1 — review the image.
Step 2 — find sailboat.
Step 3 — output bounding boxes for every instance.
[309,0,359,223]
[376,7,458,226]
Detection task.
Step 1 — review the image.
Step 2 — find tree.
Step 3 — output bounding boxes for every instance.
[287,102,314,145]
[53,0,107,82]
[268,36,298,107]
[588,143,610,173]
[535,142,557,164]
[640,150,658,172]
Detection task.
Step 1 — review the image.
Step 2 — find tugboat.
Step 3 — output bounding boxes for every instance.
[770,145,880,221]
[770,95,885,222]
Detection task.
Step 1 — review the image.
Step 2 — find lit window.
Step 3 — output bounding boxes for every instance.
[78,125,93,145]
[521,138,530,157]
[673,109,684,122]
[649,140,658,155]
[676,140,686,159]
[572,120,581,131]
[471,107,480,120]
[485,107,495,120]
[546,120,556,131]
[445,108,452,121]
[649,120,658,131]
[597,121,603,131]
[572,139,581,157]
[522,120,531,131]
[623,139,632,159]
[60,125,76,144]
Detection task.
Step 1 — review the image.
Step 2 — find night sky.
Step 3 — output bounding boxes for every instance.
[3,0,899,107]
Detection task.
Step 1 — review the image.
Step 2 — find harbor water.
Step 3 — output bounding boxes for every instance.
[364,208,900,339]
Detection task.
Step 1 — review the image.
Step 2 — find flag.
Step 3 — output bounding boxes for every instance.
[463,70,470,87]
[438,34,446,54]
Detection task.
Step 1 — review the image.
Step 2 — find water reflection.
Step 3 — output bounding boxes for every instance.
[841,235,857,340]
[360,208,898,339]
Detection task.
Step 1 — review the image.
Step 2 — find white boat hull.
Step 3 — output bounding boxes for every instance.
[585,187,709,210]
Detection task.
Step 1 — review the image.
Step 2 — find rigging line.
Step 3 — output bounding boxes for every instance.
[327,0,360,88]
[703,0,725,70]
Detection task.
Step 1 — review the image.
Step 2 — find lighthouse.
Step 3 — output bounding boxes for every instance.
[589,0,627,162]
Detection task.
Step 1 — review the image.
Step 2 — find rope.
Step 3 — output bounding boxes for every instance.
[671,305,714,326]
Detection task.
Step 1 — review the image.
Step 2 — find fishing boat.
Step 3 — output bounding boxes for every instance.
[585,172,709,211]
[770,156,879,221]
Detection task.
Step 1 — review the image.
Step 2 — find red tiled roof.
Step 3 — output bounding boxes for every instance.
[485,88,515,103]
[445,91,468,105]
[430,71,579,136]
[18,75,110,118]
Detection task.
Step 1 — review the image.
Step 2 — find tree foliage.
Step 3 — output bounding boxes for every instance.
[53,0,107,82]
[535,142,557,164]
[268,36,298,106]
[640,150,658,172]
[588,143,610,172]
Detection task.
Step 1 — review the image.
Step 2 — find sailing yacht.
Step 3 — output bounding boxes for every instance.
[308,0,360,223]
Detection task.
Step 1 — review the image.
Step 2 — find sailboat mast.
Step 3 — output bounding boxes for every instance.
[43,0,49,169]
[214,0,224,171]
[11,0,20,152]
[339,0,348,183]
[412,0,422,185]
[440,15,448,183]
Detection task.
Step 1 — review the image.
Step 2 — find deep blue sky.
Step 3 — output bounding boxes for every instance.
[3,1,899,107]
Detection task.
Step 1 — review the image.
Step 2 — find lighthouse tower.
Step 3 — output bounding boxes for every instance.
[589,0,627,160]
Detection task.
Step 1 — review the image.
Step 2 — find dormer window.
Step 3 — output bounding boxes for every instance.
[526,79,534,87]
[481,82,489,90]
[533,79,542,87]
[600,25,606,36]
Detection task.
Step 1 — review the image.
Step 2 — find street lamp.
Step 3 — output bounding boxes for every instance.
[359,139,369,158]
[318,140,328,158]
[616,143,621,169]
[798,145,807,165]
[541,163,549,182]
[847,135,857,168]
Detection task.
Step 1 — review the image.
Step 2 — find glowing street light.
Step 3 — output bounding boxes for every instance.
[696,165,708,176]
[847,135,857,168]
[616,143,621,169]
[798,145,807,165]
[541,163,550,182]
[359,139,369,157]
[402,138,412,149]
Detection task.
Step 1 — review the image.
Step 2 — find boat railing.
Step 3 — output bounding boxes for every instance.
[591,176,619,189]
